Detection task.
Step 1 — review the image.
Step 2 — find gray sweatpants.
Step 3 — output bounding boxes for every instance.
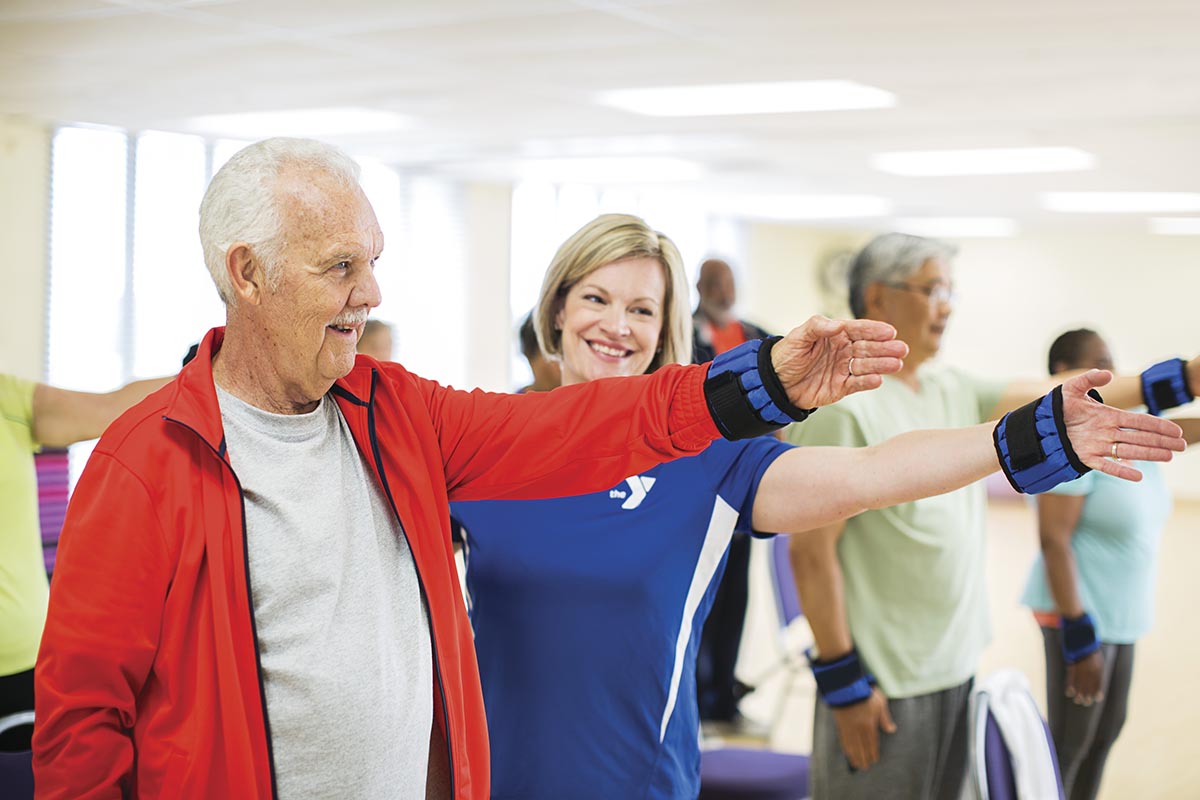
[810,678,973,800]
[1041,627,1135,800]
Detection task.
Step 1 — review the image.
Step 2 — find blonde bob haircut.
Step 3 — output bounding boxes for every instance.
[534,213,693,373]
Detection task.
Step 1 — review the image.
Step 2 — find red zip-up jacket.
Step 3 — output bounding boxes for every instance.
[33,327,721,799]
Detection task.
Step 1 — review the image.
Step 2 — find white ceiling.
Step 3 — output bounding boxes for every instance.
[3,0,1200,232]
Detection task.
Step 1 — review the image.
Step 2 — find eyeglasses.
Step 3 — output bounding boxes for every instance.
[883,282,957,305]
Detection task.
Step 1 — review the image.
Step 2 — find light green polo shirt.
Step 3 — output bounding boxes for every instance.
[0,374,48,677]
[787,365,1005,698]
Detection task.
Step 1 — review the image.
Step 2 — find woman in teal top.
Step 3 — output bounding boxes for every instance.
[1021,329,1200,800]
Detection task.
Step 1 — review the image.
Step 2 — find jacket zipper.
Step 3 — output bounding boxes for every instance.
[361,371,457,798]
[164,416,281,799]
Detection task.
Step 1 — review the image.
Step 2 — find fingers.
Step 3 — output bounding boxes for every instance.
[1067,678,1103,706]
[1116,427,1186,449]
[787,316,899,345]
[789,315,843,342]
[840,318,899,342]
[880,700,897,734]
[1063,369,1114,394]
[839,728,869,772]
[862,724,880,767]
[1109,443,1177,463]
[1088,457,1144,482]
[848,356,905,377]
[853,339,909,360]
[1106,409,1185,440]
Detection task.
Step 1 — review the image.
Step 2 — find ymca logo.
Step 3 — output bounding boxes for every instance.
[608,476,657,510]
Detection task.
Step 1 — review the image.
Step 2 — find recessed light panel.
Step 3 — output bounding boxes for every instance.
[186,107,411,139]
[1149,217,1200,235]
[596,81,895,117]
[1042,192,1200,213]
[892,217,1018,237]
[874,147,1093,176]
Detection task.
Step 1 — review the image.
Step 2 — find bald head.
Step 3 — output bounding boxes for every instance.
[697,258,737,324]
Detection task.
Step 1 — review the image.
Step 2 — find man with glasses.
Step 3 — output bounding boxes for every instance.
[787,232,1199,798]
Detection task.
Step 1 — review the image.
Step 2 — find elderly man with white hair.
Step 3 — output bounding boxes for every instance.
[32,141,1190,799]
[29,138,922,799]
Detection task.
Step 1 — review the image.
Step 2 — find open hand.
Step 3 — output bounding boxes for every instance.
[1062,371,1186,481]
[770,316,908,409]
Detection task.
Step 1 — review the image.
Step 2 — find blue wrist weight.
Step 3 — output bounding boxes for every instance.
[994,386,1097,494]
[704,336,815,440]
[1061,612,1100,664]
[809,648,875,708]
[1141,358,1193,416]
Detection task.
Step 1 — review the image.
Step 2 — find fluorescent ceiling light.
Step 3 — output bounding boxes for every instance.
[892,217,1018,238]
[596,81,895,117]
[186,107,411,138]
[712,194,892,221]
[1042,192,1200,213]
[514,157,703,183]
[1149,217,1200,235]
[873,147,1094,176]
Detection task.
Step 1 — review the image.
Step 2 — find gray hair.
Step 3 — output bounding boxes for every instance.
[198,137,362,304]
[847,232,958,319]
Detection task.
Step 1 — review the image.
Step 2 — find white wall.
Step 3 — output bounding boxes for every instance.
[462,182,513,393]
[743,222,1200,499]
[0,115,51,380]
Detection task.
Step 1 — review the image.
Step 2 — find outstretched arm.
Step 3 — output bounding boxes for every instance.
[753,425,996,532]
[1178,418,1200,445]
[427,315,906,502]
[32,377,173,448]
[987,356,1200,420]
[753,371,1185,533]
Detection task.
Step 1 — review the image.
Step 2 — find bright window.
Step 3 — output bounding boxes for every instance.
[47,128,466,486]
[132,131,224,377]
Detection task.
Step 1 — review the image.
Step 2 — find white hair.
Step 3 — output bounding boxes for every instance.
[847,232,958,318]
[198,137,362,304]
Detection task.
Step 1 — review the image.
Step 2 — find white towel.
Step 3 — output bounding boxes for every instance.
[966,670,1061,800]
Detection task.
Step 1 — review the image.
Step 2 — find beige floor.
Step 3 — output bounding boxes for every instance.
[734,499,1200,800]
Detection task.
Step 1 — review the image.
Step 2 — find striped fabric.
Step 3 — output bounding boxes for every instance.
[35,448,70,576]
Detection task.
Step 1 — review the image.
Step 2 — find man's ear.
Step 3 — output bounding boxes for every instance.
[226,243,264,305]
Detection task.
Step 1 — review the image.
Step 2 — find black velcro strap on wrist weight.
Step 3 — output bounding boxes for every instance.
[994,385,1093,494]
[809,648,874,708]
[1061,612,1100,664]
[756,337,814,424]
[1141,358,1193,416]
[704,371,774,440]
[703,337,815,441]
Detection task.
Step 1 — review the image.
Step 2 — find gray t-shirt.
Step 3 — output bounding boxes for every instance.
[217,387,433,799]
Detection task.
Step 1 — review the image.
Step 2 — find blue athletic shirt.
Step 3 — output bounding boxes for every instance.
[450,436,793,800]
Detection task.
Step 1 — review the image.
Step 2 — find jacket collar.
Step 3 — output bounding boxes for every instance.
[165,326,376,454]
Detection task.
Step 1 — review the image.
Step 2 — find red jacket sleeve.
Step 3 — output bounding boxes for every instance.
[413,363,721,502]
[33,452,171,799]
